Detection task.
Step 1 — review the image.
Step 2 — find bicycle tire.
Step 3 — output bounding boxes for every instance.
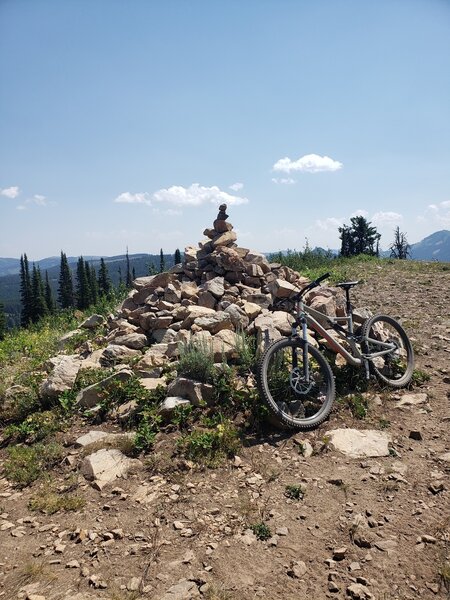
[361,314,414,387]
[257,338,335,430]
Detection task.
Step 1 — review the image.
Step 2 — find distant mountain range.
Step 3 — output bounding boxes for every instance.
[409,230,450,261]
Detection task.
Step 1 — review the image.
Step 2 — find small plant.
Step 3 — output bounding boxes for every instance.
[179,420,240,467]
[439,562,450,592]
[28,490,85,514]
[410,368,430,387]
[134,408,162,453]
[3,442,64,488]
[378,417,390,429]
[171,403,193,430]
[339,393,368,419]
[5,410,63,443]
[250,521,272,541]
[284,484,305,500]
[235,329,257,372]
[178,340,215,383]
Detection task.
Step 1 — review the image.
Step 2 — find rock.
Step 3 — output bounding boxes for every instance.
[212,230,237,248]
[194,311,233,334]
[127,577,142,592]
[101,344,141,363]
[242,301,262,319]
[160,579,199,600]
[409,430,423,440]
[211,329,239,361]
[374,538,398,552]
[111,332,148,350]
[159,397,191,418]
[202,276,225,298]
[224,304,250,329]
[346,583,374,599]
[76,369,133,408]
[39,355,81,398]
[139,344,169,368]
[58,329,83,348]
[333,546,347,560]
[139,377,167,391]
[165,283,181,304]
[268,278,298,299]
[180,281,198,300]
[326,429,391,458]
[80,314,105,329]
[288,560,307,578]
[180,306,216,329]
[438,452,450,463]
[75,431,109,447]
[197,291,216,309]
[80,449,133,490]
[395,393,428,408]
[166,378,215,406]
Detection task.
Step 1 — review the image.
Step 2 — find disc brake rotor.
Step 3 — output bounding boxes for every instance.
[289,367,313,395]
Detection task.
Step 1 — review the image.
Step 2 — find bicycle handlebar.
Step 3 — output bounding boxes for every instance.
[271,272,331,309]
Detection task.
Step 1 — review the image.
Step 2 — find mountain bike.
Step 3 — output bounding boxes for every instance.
[256,273,414,430]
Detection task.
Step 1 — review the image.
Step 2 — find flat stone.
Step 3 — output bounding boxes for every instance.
[39,355,81,398]
[166,378,215,406]
[268,278,298,299]
[160,579,199,600]
[326,429,391,458]
[80,314,105,329]
[75,431,109,447]
[202,276,225,298]
[194,311,233,334]
[111,332,148,350]
[212,230,237,248]
[395,393,428,408]
[76,369,133,408]
[101,344,141,363]
[139,377,167,391]
[80,449,133,490]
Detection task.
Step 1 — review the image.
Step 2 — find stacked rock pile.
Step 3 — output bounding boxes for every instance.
[39,205,346,407]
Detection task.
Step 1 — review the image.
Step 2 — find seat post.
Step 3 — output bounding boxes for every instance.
[345,288,352,316]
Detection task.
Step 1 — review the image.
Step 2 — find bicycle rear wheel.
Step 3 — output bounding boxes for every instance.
[257,338,335,430]
[361,314,414,387]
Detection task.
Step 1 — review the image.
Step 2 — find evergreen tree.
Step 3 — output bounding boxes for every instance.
[44,271,55,313]
[88,263,99,304]
[58,251,74,308]
[390,226,410,260]
[125,247,132,288]
[132,267,136,280]
[159,249,165,273]
[339,216,380,257]
[76,257,92,310]
[174,248,181,265]
[20,253,32,327]
[148,262,157,275]
[0,302,6,340]
[31,264,48,323]
[97,258,112,296]
[118,266,123,285]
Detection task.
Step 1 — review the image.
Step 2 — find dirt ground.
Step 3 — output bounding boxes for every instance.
[0,263,449,600]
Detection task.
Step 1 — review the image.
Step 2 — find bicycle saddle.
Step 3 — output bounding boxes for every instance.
[336,281,360,289]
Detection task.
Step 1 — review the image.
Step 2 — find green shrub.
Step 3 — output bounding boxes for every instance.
[4,410,62,443]
[285,484,305,500]
[178,340,215,383]
[3,442,65,488]
[28,491,85,514]
[179,419,240,467]
[133,407,162,453]
[410,368,430,387]
[339,393,368,419]
[235,330,257,372]
[250,522,272,541]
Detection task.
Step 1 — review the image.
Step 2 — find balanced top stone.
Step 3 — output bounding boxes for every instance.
[217,203,228,221]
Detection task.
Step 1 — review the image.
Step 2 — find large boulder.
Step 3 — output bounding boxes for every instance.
[80,448,134,490]
[166,377,215,406]
[326,429,392,459]
[39,355,81,399]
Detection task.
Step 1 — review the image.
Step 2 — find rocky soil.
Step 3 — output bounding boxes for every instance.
[0,222,449,599]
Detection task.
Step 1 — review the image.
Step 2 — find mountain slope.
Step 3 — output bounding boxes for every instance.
[410,229,450,261]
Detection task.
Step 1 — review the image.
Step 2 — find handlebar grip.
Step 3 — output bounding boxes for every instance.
[315,272,330,285]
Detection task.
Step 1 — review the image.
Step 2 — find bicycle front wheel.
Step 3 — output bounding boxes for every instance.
[361,315,414,387]
[257,338,335,430]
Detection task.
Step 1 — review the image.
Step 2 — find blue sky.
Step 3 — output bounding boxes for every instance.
[1,0,449,259]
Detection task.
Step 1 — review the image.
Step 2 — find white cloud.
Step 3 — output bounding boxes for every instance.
[418,201,450,228]
[271,177,296,185]
[114,192,151,205]
[372,211,403,226]
[273,154,343,174]
[16,205,26,211]
[350,208,369,219]
[1,186,20,198]
[316,217,345,231]
[114,184,248,210]
[152,183,248,207]
[229,182,243,191]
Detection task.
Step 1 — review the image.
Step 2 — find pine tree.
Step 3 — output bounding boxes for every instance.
[44,271,55,313]
[58,252,74,308]
[125,247,132,288]
[174,248,181,265]
[97,258,112,296]
[159,249,165,273]
[31,264,48,323]
[339,216,380,257]
[132,267,136,280]
[390,226,410,260]
[76,257,92,310]
[88,263,99,305]
[20,253,32,327]
[0,302,6,340]
[148,262,157,275]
